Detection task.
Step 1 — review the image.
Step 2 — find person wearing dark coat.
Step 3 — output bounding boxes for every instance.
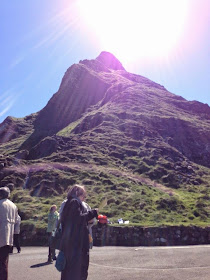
[60,184,98,280]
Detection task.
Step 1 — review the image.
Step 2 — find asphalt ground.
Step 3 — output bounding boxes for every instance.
[8,245,210,280]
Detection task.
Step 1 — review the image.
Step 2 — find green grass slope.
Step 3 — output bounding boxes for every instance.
[0,52,209,230]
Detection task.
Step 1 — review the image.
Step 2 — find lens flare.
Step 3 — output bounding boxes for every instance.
[76,0,189,61]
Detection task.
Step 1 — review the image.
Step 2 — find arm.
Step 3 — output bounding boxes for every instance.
[74,199,97,222]
[61,199,97,227]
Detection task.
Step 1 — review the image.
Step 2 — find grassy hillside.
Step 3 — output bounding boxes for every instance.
[0,52,209,230]
[4,154,209,229]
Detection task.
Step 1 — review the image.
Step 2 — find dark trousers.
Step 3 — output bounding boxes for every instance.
[0,246,11,280]
[47,233,55,260]
[61,251,89,280]
[61,253,81,280]
[13,234,21,252]
[81,251,89,280]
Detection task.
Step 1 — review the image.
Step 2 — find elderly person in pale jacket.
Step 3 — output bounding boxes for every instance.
[0,187,18,280]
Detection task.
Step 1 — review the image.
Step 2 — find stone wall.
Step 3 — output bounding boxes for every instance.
[18,224,210,246]
[92,225,210,246]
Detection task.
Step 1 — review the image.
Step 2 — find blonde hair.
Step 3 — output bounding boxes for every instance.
[67,184,86,199]
[50,205,57,211]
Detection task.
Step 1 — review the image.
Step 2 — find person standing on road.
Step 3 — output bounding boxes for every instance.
[82,201,96,249]
[13,214,21,253]
[59,198,67,217]
[47,205,59,263]
[56,198,67,230]
[81,201,97,279]
[0,186,18,280]
[59,184,98,280]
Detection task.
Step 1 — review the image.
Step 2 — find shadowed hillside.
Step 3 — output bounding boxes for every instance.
[0,51,209,229]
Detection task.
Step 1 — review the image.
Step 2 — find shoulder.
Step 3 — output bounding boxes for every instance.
[63,198,80,213]
[60,200,67,208]
[5,199,17,209]
[66,197,80,205]
[82,202,91,211]
[48,212,53,218]
[61,199,67,205]
[68,198,81,208]
[0,199,17,214]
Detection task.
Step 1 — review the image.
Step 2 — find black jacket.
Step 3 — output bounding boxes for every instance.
[60,196,97,262]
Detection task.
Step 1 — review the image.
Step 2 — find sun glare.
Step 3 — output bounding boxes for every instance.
[76,0,189,62]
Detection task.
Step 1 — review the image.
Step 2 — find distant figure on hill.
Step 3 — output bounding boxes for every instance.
[59,184,98,280]
[47,205,59,263]
[13,214,21,253]
[0,186,18,280]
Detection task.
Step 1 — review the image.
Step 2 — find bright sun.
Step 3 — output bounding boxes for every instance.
[76,0,189,62]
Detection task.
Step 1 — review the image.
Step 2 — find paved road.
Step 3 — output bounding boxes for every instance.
[9,245,210,280]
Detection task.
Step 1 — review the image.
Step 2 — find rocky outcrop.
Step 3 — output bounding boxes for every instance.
[80,51,125,72]
[34,63,110,133]
[0,117,19,143]
[0,115,36,144]
[28,137,58,159]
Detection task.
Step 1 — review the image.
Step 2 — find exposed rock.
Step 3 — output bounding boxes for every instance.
[0,115,35,144]
[15,150,29,160]
[28,137,58,160]
[96,51,125,71]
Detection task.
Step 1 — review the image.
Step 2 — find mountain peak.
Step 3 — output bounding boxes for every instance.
[96,51,125,71]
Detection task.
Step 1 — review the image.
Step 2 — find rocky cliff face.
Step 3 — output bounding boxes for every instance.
[0,51,209,227]
[34,52,125,134]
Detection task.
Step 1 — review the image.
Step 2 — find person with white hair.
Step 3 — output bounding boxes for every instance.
[0,186,18,280]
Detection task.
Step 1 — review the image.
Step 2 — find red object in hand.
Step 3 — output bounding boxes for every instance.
[98,215,108,224]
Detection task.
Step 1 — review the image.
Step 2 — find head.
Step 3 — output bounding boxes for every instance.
[67,184,86,201]
[50,205,57,212]
[0,187,10,199]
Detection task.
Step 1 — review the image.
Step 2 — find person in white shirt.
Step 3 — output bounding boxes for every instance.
[0,187,18,280]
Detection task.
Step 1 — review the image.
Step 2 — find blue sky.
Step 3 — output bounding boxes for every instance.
[0,0,209,124]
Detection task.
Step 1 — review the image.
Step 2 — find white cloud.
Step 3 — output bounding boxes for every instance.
[0,103,14,117]
[0,89,19,119]
[0,88,14,101]
[9,55,25,69]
